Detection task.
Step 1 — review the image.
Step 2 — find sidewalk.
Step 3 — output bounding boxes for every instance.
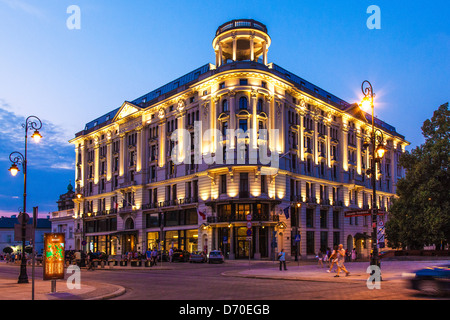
[222,260,450,283]
[0,263,125,300]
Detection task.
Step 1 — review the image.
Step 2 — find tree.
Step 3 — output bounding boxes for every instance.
[386,103,450,250]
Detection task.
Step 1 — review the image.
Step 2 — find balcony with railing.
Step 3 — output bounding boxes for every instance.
[207,213,279,224]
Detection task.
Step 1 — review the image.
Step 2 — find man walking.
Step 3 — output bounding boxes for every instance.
[335,244,350,277]
[151,248,158,266]
[278,249,287,271]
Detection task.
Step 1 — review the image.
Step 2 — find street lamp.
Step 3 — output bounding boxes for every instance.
[359,81,385,271]
[8,115,42,284]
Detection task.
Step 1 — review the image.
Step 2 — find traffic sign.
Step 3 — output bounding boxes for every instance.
[81,240,87,246]
[246,229,252,236]
[246,214,252,221]
[246,236,252,242]
[246,221,252,229]
[294,234,301,242]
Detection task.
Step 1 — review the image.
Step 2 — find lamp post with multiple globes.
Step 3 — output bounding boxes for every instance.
[8,115,42,284]
[359,81,387,271]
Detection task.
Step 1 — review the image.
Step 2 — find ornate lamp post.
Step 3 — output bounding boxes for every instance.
[359,81,387,271]
[8,116,42,284]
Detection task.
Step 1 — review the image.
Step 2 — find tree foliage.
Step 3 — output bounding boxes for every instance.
[386,103,450,249]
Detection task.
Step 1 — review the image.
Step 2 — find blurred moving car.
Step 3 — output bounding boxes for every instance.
[172,250,190,262]
[409,265,450,296]
[189,251,207,263]
[208,250,224,264]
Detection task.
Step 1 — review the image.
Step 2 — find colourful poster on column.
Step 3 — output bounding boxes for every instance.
[43,233,65,280]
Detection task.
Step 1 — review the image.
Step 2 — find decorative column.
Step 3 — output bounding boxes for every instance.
[356,128,362,175]
[250,34,255,61]
[298,110,305,161]
[136,127,142,172]
[158,120,166,168]
[229,226,235,260]
[106,138,112,181]
[232,34,237,62]
[229,91,236,149]
[341,120,349,172]
[119,134,125,176]
[262,42,267,65]
[94,140,99,185]
[218,42,223,67]
[251,89,258,149]
[313,116,319,165]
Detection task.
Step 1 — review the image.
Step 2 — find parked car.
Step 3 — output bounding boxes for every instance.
[172,250,190,262]
[189,251,207,263]
[409,264,450,296]
[208,250,224,264]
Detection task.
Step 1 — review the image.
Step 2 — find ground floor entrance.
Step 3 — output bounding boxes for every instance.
[213,225,272,259]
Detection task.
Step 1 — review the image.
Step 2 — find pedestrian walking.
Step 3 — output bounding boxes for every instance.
[317,250,324,267]
[278,249,287,271]
[74,250,81,267]
[169,247,173,263]
[335,244,350,277]
[327,245,338,273]
[351,248,357,262]
[151,248,158,266]
[146,248,152,264]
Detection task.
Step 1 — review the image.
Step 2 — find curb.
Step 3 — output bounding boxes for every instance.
[86,284,127,300]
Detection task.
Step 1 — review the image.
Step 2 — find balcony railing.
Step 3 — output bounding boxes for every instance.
[207,213,279,223]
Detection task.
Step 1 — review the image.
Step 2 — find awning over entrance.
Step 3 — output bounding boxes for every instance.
[354,232,371,240]
[111,230,138,236]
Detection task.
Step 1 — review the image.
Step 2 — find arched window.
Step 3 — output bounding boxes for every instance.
[239,96,248,110]
[222,99,229,112]
[125,218,134,230]
[257,99,263,112]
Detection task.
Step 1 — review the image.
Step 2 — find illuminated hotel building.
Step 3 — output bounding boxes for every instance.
[69,19,409,260]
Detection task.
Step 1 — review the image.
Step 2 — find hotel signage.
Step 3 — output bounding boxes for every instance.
[43,233,65,280]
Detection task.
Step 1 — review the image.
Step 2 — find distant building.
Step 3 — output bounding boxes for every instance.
[50,182,77,250]
[0,215,51,254]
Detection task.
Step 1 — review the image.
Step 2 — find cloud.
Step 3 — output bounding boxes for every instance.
[0,99,74,171]
[0,0,46,19]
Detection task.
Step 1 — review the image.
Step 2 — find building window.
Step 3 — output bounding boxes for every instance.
[257,99,263,112]
[239,173,249,197]
[220,174,227,194]
[320,231,328,251]
[306,231,315,255]
[261,175,267,194]
[222,99,229,112]
[306,208,314,228]
[239,96,248,110]
[320,210,328,228]
[239,79,248,85]
[333,211,340,229]
[239,119,248,132]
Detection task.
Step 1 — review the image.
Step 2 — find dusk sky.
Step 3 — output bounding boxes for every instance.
[0,1,448,217]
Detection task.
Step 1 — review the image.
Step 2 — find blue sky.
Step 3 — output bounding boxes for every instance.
[0,0,448,216]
